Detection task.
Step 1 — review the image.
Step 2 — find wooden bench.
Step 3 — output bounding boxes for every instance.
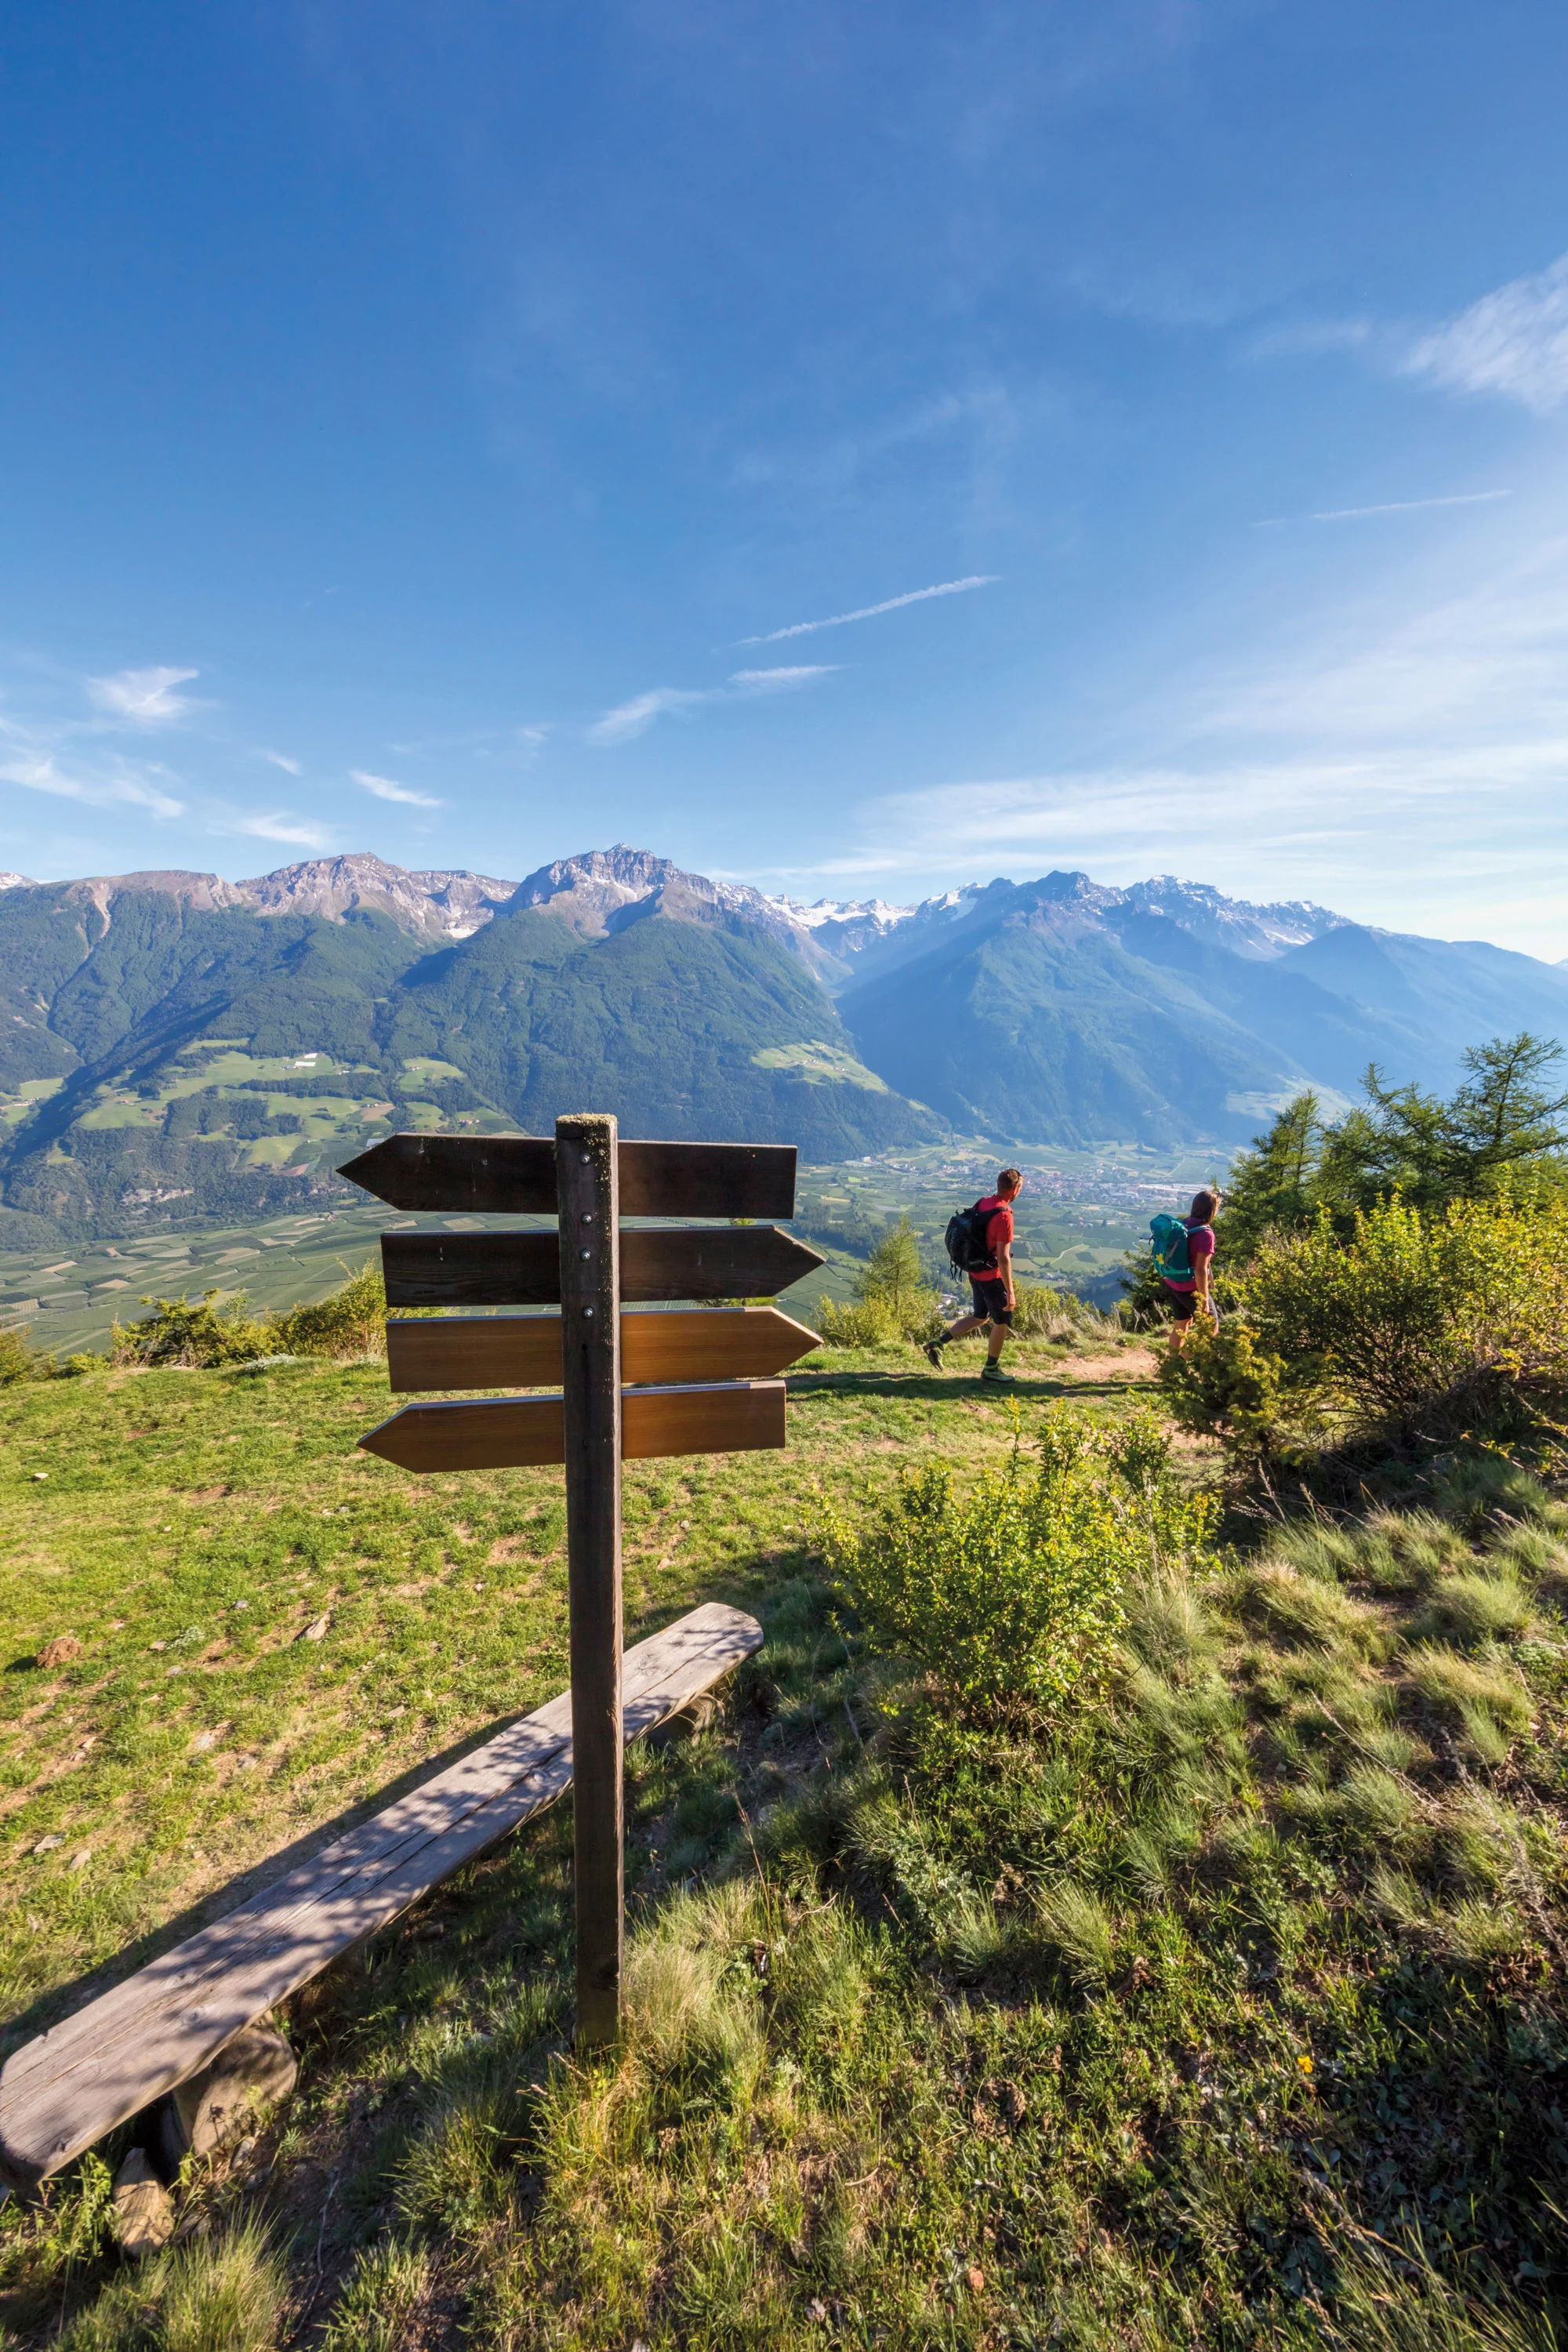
[0,1601,761,2194]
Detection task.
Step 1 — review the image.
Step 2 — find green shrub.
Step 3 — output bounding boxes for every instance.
[1403,1643,1532,1745]
[815,1296,898,1348]
[1416,1568,1532,1647]
[1158,1316,1301,1467]
[819,1410,1218,1717]
[1240,1190,1568,1442]
[0,1326,34,1384]
[111,1259,388,1370]
[111,1289,275,1369]
[59,2216,287,2350]
[274,1258,386,1359]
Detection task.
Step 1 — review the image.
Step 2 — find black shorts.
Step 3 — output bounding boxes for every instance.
[1166,1286,1202,1322]
[970,1276,1013,1327]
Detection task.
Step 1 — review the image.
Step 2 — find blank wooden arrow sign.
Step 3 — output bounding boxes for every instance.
[361,1379,786,1472]
[342,1133,797,1219]
[380,1222,823,1307]
[386,1305,821,1392]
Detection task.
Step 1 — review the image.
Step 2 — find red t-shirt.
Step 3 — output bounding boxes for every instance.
[1166,1221,1214,1293]
[972,1194,1014,1272]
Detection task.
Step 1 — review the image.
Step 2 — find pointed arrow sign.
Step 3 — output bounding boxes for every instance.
[386,1305,822,1393]
[340,1134,798,1219]
[379,1224,823,1307]
[359,1380,787,1473]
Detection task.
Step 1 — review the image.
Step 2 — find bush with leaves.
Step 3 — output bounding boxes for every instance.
[815,1295,898,1348]
[1159,1317,1305,1469]
[111,1288,276,1368]
[819,1405,1218,1718]
[274,1257,387,1359]
[1239,1188,1568,1443]
[111,1257,389,1370]
[0,1326,34,1385]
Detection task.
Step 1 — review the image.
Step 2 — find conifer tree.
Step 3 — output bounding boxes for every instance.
[853,1216,931,1330]
[1218,1091,1323,1265]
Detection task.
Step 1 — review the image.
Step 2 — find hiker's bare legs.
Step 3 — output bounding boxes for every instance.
[928,1310,1009,1366]
[1168,1286,1214,1353]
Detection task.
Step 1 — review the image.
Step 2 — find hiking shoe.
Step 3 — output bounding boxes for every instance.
[980,1361,1017,1385]
[923,1338,947,1370]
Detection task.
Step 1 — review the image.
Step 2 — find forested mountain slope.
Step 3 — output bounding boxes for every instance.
[0,858,936,1240]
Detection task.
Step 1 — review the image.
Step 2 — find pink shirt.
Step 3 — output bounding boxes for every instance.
[1166,1221,1214,1294]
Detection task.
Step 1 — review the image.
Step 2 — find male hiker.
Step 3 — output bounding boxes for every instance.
[1152,1186,1221,1349]
[926,1167,1023,1385]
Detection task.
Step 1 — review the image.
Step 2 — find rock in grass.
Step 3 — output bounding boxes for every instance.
[35,1635,82,1668]
[158,2024,299,2167]
[296,1615,330,1643]
[31,1835,64,1855]
[111,2149,173,2257]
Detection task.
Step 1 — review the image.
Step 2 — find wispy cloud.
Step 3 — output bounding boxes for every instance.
[351,768,443,808]
[224,809,335,849]
[735,575,999,647]
[259,749,301,775]
[587,666,837,746]
[1257,490,1512,528]
[1404,252,1568,415]
[586,688,710,747]
[0,754,185,819]
[797,491,1568,957]
[85,666,201,726]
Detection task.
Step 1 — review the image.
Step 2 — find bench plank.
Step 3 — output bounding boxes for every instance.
[0,1602,761,2193]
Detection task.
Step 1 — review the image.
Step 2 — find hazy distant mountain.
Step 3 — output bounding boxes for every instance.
[766,873,1346,984]
[837,870,1568,1146]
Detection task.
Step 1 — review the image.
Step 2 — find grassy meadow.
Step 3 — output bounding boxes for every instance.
[0,1319,1566,2349]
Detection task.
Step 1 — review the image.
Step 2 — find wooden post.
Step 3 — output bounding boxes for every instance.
[556,1112,624,2045]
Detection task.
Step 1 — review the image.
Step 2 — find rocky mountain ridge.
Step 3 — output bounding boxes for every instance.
[0,849,1355,978]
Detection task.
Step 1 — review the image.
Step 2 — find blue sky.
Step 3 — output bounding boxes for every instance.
[2,2,1567,953]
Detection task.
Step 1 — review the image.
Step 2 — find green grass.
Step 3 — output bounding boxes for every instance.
[3,1328,1567,2349]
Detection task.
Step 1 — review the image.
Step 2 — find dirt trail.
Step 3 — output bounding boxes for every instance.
[1057,1346,1160,1385]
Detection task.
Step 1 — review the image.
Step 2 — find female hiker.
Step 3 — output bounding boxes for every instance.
[1160,1186,1220,1349]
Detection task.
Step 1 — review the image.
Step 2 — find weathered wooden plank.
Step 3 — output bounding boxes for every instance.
[340,1134,797,1219]
[385,1306,822,1392]
[0,1603,762,2194]
[358,1380,786,1473]
[381,1225,823,1308]
[556,1112,624,2045]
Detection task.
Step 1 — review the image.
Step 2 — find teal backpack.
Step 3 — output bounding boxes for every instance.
[1149,1213,1192,1283]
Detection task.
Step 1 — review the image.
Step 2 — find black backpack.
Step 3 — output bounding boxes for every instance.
[945,1200,998,1276]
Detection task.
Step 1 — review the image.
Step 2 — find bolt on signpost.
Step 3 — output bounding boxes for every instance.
[340,1119,823,2045]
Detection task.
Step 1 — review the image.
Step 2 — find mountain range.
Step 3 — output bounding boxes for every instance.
[0,845,1563,1242]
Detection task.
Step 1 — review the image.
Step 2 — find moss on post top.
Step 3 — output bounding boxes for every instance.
[555,1112,618,1187]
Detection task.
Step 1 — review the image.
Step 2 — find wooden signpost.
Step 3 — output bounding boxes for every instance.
[339,1117,824,2045]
